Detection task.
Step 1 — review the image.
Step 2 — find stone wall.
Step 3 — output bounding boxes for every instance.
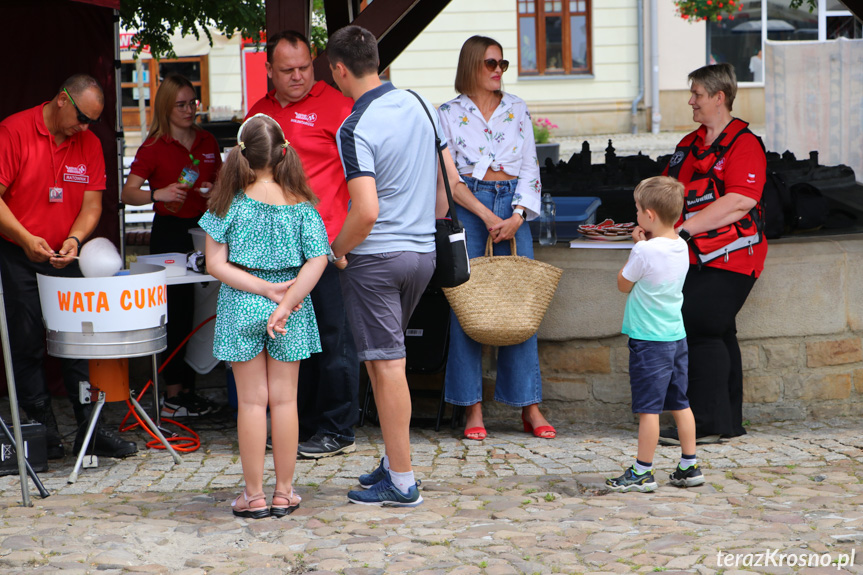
[477,236,863,424]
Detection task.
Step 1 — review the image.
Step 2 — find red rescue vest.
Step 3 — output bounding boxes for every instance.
[666,118,765,266]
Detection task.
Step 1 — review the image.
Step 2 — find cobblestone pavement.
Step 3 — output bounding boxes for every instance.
[1,402,862,575]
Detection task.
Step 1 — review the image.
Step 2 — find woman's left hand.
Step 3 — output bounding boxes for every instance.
[489,214,523,243]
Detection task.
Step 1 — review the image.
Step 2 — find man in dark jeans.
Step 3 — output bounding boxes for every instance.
[0,74,137,459]
[246,31,358,457]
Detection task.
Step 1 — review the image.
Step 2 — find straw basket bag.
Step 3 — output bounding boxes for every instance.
[442,237,563,346]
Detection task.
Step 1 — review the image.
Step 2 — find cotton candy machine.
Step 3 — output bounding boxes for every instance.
[36,263,182,483]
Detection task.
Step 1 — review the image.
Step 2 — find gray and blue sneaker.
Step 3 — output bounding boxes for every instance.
[347,474,423,507]
[358,458,387,489]
[669,463,705,487]
[606,467,658,493]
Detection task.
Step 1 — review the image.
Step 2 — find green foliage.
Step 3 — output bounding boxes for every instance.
[121,0,265,59]
[677,0,819,23]
[532,117,558,144]
[121,0,331,60]
[310,0,328,55]
[789,0,819,11]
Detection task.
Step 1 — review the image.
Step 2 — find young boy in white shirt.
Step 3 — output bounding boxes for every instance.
[607,176,706,493]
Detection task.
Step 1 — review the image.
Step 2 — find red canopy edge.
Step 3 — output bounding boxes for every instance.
[71,0,120,9]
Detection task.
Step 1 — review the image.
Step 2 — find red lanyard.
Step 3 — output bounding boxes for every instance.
[48,133,73,188]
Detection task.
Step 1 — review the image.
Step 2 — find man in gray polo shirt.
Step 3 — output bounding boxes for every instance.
[328,25,455,507]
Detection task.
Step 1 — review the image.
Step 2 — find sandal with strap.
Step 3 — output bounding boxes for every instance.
[522,413,556,439]
[270,488,302,518]
[232,489,270,519]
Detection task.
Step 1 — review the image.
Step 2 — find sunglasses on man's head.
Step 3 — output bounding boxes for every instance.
[484,58,509,73]
[63,88,100,125]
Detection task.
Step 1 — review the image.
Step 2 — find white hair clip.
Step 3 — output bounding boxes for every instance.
[236,113,283,151]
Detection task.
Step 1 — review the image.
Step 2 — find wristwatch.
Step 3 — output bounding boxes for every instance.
[513,208,526,221]
[678,228,692,242]
[327,245,344,264]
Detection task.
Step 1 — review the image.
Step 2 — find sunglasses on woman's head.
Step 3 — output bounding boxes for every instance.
[484,58,509,73]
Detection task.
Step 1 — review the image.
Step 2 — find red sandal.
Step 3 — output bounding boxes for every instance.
[464,426,487,440]
[522,414,556,439]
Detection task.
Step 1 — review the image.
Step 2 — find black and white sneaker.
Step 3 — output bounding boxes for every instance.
[160,391,215,418]
[669,463,706,487]
[298,433,356,459]
[606,467,658,493]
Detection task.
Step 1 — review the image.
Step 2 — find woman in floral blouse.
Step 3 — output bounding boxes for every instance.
[438,35,555,441]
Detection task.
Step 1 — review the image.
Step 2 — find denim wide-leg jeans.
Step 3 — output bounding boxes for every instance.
[443,176,543,407]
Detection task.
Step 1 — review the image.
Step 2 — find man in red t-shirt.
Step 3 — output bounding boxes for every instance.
[0,75,137,460]
[246,31,358,458]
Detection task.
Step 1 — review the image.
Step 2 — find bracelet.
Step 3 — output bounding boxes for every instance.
[67,235,81,253]
[150,188,156,203]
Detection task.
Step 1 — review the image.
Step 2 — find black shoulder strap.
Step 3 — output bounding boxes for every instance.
[406,89,460,228]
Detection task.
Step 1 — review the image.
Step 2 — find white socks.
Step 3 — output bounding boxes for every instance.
[388,469,416,495]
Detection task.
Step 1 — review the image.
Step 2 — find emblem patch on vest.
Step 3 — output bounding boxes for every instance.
[669,150,685,167]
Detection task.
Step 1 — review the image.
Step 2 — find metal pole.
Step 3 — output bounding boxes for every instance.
[631,0,644,134]
[115,9,127,263]
[68,393,106,484]
[0,267,33,506]
[650,0,661,134]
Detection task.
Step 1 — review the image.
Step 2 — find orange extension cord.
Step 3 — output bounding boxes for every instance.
[119,315,217,452]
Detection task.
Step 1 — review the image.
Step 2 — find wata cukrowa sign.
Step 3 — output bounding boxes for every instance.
[37,266,168,333]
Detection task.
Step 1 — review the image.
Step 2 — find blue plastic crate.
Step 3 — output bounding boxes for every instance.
[528,196,602,240]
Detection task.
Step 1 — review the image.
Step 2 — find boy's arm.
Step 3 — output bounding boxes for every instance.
[617,269,635,293]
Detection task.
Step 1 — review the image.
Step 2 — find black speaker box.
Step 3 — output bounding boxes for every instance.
[0,423,48,475]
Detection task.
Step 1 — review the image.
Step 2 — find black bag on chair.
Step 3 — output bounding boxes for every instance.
[408,90,470,288]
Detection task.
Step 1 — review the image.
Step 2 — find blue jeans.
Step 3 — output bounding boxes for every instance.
[444,176,543,407]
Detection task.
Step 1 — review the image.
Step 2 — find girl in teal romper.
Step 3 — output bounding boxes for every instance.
[199,114,329,519]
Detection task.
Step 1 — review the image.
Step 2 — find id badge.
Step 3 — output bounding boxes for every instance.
[49,187,63,203]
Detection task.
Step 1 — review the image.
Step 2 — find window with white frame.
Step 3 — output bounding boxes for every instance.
[707,0,860,84]
[518,0,592,75]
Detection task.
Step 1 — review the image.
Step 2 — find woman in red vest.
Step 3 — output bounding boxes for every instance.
[661,63,767,444]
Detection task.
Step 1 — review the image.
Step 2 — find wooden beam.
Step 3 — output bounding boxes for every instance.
[364,0,452,71]
[266,0,312,40]
[323,0,361,37]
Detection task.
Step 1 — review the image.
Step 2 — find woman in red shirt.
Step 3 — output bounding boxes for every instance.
[122,74,223,417]
[662,63,767,444]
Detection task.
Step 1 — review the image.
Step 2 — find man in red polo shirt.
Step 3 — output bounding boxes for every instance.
[246,31,358,458]
[0,74,138,460]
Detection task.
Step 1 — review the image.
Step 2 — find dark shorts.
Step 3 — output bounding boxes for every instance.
[340,251,436,362]
[628,337,690,414]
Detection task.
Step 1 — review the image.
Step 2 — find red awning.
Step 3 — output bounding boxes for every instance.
[71,0,120,9]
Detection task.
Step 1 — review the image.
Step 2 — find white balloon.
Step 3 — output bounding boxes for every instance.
[78,237,123,278]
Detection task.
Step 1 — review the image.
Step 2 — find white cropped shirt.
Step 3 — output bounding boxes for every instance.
[437,92,542,220]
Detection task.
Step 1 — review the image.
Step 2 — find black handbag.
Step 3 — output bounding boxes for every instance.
[408,90,470,288]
